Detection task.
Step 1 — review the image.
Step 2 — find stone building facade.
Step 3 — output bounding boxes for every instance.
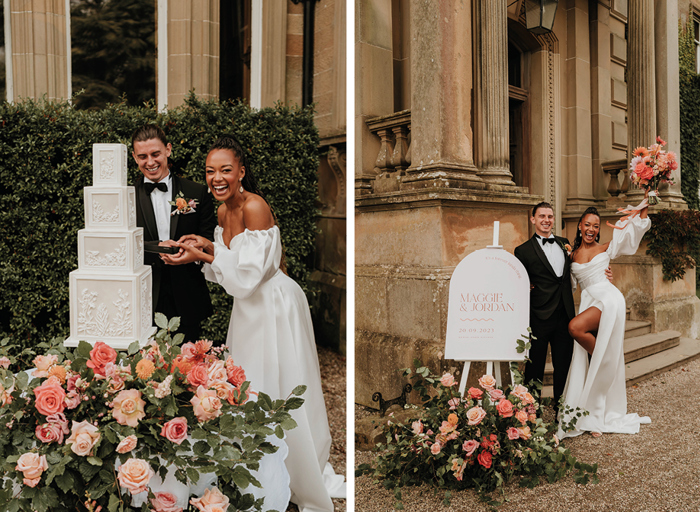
[356,0,700,405]
[3,0,347,353]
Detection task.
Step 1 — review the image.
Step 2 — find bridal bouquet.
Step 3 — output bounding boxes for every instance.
[629,136,678,205]
[357,358,597,507]
[0,314,303,512]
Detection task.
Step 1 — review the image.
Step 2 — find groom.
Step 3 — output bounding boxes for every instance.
[514,202,575,413]
[131,124,217,342]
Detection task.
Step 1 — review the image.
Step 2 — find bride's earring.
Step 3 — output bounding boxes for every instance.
[239,177,244,194]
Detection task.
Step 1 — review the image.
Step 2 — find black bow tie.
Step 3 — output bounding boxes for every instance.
[144,181,168,195]
[536,235,556,245]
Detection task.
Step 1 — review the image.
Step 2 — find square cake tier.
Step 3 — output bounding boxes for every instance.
[66,266,155,349]
[92,144,129,187]
[84,187,137,231]
[77,228,145,273]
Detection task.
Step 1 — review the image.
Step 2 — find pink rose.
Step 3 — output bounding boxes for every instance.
[110,389,146,427]
[477,450,492,468]
[117,458,155,495]
[411,420,423,435]
[488,389,505,402]
[448,397,460,410]
[0,356,10,369]
[515,409,528,425]
[507,427,520,440]
[478,374,496,390]
[64,390,81,410]
[191,386,222,422]
[32,354,58,377]
[440,373,456,387]
[161,417,188,445]
[496,399,514,418]
[66,420,101,456]
[151,492,183,512]
[187,364,209,389]
[467,387,483,400]
[16,453,48,488]
[180,342,198,361]
[116,435,138,454]
[190,487,230,512]
[430,442,441,455]
[86,341,117,376]
[225,359,246,387]
[462,439,479,456]
[466,406,487,425]
[35,422,64,444]
[33,379,66,416]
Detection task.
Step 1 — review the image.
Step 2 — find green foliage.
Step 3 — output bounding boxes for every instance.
[71,0,156,110]
[644,209,700,281]
[679,20,700,210]
[356,358,598,508]
[0,95,320,346]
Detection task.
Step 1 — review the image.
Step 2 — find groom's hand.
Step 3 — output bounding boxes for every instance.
[605,266,613,283]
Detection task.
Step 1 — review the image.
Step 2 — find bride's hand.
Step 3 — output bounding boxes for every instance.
[177,234,214,255]
[604,266,613,283]
[161,242,213,265]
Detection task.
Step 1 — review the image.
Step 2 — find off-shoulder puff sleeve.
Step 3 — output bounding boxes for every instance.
[203,227,282,299]
[607,215,651,260]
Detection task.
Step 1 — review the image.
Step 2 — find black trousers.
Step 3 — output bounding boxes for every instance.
[155,276,201,343]
[524,300,574,410]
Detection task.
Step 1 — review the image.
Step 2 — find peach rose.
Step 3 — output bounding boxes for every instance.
[86,341,117,376]
[226,361,246,387]
[187,364,209,389]
[117,458,155,495]
[209,380,234,401]
[477,450,492,468]
[529,413,537,423]
[151,492,183,512]
[189,487,230,512]
[111,389,146,427]
[66,420,101,456]
[518,426,532,440]
[0,356,10,369]
[511,384,529,401]
[440,373,456,387]
[180,342,198,361]
[478,374,496,390]
[411,420,423,435]
[447,413,458,426]
[175,197,187,209]
[430,443,441,455]
[207,360,228,383]
[32,354,58,377]
[462,439,479,456]
[33,379,66,416]
[160,417,188,445]
[515,409,528,425]
[16,452,48,488]
[191,386,222,422]
[496,399,514,418]
[523,393,535,405]
[466,406,487,425]
[116,435,138,454]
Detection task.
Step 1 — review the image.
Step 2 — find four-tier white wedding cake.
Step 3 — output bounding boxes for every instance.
[65,144,155,349]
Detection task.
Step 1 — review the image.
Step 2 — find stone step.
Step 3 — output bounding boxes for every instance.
[625,337,700,387]
[624,320,652,338]
[542,328,679,386]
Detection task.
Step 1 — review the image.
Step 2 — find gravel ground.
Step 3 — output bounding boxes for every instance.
[355,358,700,511]
[286,344,347,512]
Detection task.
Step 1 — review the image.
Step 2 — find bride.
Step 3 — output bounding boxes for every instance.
[558,191,652,439]
[162,135,344,511]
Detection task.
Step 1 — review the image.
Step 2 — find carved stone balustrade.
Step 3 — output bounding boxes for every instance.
[602,159,630,198]
[366,110,411,193]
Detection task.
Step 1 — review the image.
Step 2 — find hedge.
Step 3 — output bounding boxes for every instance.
[679,20,700,210]
[0,94,319,347]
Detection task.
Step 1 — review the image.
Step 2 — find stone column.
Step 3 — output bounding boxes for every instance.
[6,0,71,102]
[402,0,483,189]
[261,2,287,108]
[162,0,220,107]
[473,0,513,184]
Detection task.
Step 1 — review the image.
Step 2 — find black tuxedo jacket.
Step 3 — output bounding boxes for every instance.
[514,235,575,322]
[135,174,217,323]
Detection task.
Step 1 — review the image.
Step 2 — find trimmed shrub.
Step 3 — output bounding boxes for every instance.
[0,94,319,346]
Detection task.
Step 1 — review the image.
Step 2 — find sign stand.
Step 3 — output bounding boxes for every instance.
[446,221,529,396]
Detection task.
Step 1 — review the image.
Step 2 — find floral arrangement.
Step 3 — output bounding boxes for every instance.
[0,314,303,512]
[629,136,678,205]
[356,357,597,508]
[169,193,198,215]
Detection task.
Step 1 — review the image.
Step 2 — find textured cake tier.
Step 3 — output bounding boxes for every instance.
[66,265,155,349]
[92,144,129,188]
[84,186,137,231]
[77,228,145,273]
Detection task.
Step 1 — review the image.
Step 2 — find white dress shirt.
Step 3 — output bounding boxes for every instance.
[144,173,173,241]
[537,234,565,277]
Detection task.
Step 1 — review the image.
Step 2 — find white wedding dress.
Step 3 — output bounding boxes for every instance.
[203,226,345,512]
[558,215,652,439]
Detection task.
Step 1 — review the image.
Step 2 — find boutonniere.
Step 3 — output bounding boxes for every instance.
[557,239,572,257]
[169,192,198,215]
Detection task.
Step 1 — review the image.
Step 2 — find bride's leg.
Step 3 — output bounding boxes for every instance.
[568,307,602,355]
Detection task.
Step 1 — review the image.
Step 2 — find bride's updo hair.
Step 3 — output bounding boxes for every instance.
[572,207,601,252]
[208,135,267,200]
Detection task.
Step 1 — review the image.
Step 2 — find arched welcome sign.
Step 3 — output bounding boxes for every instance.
[445,248,530,361]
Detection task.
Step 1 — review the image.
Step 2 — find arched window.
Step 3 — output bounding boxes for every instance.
[508,41,529,188]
